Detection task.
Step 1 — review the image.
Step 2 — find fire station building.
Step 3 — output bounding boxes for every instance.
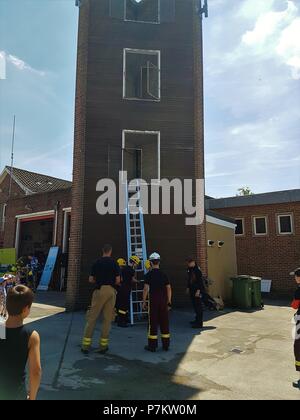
[0,165,238,305]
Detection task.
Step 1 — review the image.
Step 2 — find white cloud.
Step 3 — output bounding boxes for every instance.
[276,18,300,79]
[0,51,46,77]
[0,51,6,79]
[239,1,300,79]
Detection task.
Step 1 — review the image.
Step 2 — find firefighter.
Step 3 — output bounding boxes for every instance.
[143,253,172,352]
[116,256,140,328]
[115,258,126,322]
[290,268,300,389]
[186,257,206,329]
[144,259,151,272]
[81,244,121,354]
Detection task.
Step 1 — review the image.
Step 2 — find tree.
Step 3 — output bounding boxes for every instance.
[237,187,253,196]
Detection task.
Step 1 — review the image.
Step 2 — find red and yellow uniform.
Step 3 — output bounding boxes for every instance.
[292,286,300,373]
[116,264,135,327]
[144,268,171,352]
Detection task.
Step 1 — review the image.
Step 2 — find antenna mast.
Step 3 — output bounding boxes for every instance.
[8,115,16,200]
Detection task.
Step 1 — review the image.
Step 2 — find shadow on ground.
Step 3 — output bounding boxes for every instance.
[25,293,299,400]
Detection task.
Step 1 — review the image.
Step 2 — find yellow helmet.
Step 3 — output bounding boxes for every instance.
[130,255,141,266]
[144,260,151,271]
[117,258,127,267]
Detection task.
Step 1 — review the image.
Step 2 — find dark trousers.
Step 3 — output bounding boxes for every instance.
[295,338,300,372]
[116,284,131,324]
[190,292,203,326]
[148,293,170,350]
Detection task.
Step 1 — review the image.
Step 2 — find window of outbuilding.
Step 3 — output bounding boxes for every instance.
[253,216,268,236]
[235,218,244,236]
[278,214,293,235]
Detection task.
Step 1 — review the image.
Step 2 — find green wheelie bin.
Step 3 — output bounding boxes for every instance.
[231,276,253,309]
[250,276,262,308]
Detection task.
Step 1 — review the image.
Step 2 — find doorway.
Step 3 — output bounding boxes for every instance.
[122,130,160,183]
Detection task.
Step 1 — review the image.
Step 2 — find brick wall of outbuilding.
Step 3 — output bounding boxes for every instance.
[213,202,300,295]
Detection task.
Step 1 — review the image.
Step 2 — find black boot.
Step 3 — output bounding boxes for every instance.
[191,322,203,329]
[144,345,156,353]
[292,380,300,389]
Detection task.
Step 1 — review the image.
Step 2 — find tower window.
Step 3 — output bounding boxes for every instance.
[126,0,160,23]
[110,0,175,23]
[123,49,161,101]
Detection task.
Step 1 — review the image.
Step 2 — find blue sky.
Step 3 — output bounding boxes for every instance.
[0,0,299,197]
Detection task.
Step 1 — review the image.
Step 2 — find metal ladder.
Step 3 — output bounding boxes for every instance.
[125,182,148,325]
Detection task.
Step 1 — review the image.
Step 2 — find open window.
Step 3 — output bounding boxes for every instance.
[110,0,175,23]
[122,131,160,183]
[126,0,160,23]
[124,49,160,101]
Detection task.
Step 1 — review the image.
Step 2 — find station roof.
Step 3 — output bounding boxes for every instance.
[0,166,72,195]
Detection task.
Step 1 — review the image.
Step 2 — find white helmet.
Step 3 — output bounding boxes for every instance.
[149,252,161,261]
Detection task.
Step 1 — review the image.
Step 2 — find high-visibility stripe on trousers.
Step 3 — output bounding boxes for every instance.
[148,293,170,351]
[81,286,116,349]
[295,338,300,372]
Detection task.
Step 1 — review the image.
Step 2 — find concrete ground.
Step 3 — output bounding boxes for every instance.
[25,292,299,400]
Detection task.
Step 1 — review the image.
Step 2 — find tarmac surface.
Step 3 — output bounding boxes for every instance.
[25,292,299,400]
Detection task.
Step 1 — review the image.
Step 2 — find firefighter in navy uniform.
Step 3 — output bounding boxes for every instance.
[290,268,300,389]
[186,257,206,329]
[143,253,172,353]
[116,256,140,328]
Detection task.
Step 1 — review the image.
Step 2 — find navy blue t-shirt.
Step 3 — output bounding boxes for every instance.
[91,257,120,288]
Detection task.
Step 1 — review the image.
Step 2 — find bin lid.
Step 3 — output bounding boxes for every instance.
[248,276,262,282]
[230,275,252,282]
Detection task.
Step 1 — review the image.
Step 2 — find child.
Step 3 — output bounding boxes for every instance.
[0,285,42,400]
[290,268,300,389]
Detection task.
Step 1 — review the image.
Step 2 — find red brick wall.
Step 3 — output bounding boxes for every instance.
[0,174,27,248]
[0,172,27,202]
[3,188,72,252]
[193,11,207,276]
[213,202,300,295]
[67,1,207,310]
[66,0,90,311]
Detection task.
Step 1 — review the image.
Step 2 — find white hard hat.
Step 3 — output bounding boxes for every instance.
[149,252,161,261]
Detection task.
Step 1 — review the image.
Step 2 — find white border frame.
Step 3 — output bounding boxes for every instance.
[277,213,294,235]
[15,211,55,257]
[122,130,161,183]
[253,215,268,237]
[123,48,161,102]
[0,203,6,232]
[124,0,161,25]
[62,208,72,254]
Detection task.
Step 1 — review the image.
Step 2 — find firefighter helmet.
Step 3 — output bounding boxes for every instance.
[144,260,151,271]
[130,255,141,266]
[149,252,161,261]
[117,258,127,267]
